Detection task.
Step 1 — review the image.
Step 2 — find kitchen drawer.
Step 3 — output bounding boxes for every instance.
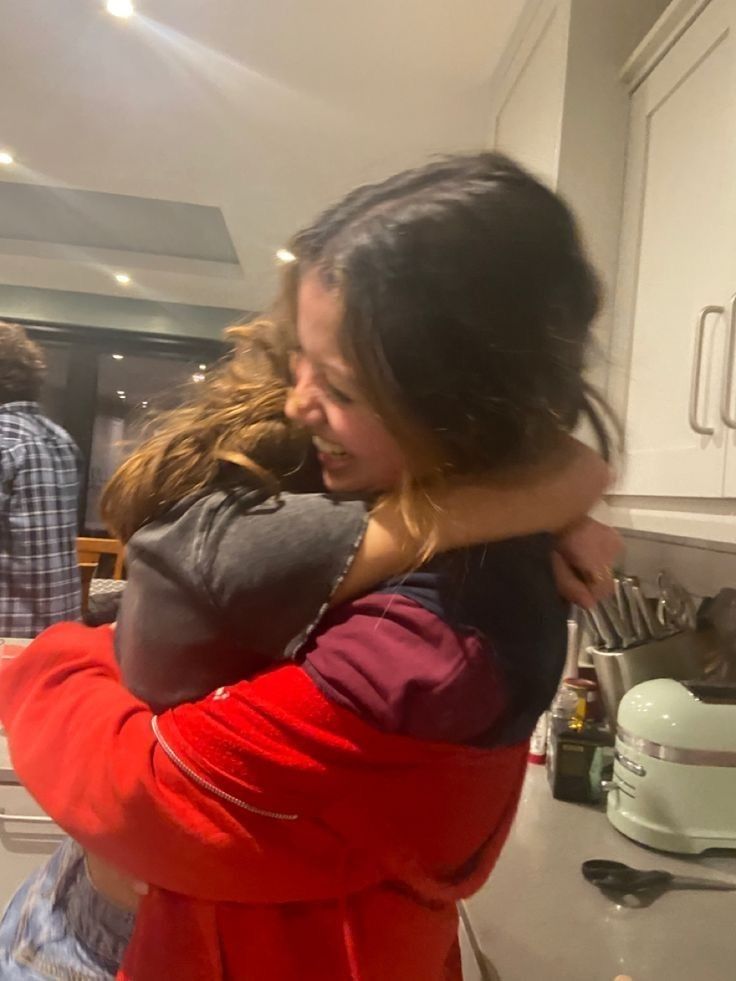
[0,781,65,910]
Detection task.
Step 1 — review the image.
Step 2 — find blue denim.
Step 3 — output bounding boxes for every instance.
[0,839,134,979]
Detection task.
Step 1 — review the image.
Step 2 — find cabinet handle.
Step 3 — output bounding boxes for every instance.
[689,305,723,435]
[0,810,57,825]
[721,294,736,429]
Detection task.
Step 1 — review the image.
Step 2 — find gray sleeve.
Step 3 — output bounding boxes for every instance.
[115,489,368,709]
[200,490,369,654]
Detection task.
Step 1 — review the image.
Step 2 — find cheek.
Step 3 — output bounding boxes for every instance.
[324,405,404,456]
[370,428,407,475]
[326,405,385,452]
[337,409,406,476]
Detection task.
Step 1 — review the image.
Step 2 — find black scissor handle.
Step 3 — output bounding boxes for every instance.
[582,859,671,893]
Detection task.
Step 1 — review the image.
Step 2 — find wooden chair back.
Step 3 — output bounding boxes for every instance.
[76,537,125,615]
[77,537,125,580]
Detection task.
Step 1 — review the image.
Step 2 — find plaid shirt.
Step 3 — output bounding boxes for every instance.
[0,402,81,637]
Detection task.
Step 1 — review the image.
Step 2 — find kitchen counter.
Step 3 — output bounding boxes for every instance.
[463,765,736,981]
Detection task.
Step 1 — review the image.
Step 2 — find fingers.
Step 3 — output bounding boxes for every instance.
[551,551,597,609]
[587,565,615,603]
[555,519,623,600]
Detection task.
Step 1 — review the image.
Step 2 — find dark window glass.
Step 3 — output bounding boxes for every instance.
[38,341,72,423]
[25,323,224,535]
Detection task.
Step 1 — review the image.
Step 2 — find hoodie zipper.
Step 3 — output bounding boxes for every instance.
[151,716,299,821]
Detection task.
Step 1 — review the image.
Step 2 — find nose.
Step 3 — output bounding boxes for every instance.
[285,357,324,428]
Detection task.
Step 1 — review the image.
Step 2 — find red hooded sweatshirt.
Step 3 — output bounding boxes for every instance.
[0,619,531,981]
[0,539,566,979]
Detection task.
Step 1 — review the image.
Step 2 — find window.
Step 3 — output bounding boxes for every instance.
[25,323,225,535]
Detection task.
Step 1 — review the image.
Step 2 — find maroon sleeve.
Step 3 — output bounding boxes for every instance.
[302,594,509,744]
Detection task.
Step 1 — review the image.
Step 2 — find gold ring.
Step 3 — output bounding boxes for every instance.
[591,566,612,584]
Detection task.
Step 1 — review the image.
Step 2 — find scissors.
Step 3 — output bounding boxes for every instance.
[582,859,736,896]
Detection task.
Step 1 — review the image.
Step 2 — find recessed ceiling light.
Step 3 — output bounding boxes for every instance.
[106,0,134,18]
[198,363,207,371]
[141,401,149,407]
[192,372,205,383]
[118,394,127,400]
[112,353,124,360]
[114,272,131,285]
[116,390,126,396]
[0,151,14,166]
[276,248,296,264]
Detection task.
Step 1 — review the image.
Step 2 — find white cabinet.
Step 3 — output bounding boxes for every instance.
[488,0,672,392]
[0,779,64,909]
[725,318,736,494]
[490,1,571,188]
[610,0,736,499]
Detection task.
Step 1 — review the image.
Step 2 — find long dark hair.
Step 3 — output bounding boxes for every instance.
[104,152,616,548]
[289,152,615,478]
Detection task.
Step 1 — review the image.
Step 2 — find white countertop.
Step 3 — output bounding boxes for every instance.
[464,765,736,981]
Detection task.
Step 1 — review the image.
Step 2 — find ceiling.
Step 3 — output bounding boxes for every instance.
[1,0,525,325]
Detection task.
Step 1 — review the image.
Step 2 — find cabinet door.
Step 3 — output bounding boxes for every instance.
[491,1,571,187]
[725,422,736,496]
[724,307,736,493]
[612,0,736,497]
[0,782,65,909]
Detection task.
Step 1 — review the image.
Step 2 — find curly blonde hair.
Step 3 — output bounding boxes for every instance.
[101,316,313,542]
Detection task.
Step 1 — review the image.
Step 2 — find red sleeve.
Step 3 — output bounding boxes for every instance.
[0,619,499,908]
[0,621,473,905]
[0,623,375,902]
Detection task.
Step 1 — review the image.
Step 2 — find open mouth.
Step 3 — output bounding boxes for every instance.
[312,435,348,458]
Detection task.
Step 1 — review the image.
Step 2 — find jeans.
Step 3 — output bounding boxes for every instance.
[0,839,134,979]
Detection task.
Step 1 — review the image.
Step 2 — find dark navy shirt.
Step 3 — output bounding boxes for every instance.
[304,538,567,747]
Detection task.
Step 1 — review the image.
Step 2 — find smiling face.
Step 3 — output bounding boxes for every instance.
[284,272,408,494]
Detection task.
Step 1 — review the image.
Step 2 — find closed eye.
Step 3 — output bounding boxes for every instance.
[322,380,354,405]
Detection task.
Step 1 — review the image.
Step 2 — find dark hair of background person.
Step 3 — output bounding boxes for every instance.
[0,322,47,404]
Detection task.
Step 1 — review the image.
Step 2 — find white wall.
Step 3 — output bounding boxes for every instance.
[556,0,672,391]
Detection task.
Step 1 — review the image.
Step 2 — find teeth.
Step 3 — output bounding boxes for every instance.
[313,435,347,456]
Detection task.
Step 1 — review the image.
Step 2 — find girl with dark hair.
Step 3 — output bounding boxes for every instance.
[0,153,619,981]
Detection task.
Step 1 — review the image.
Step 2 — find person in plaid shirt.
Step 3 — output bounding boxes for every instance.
[0,322,81,637]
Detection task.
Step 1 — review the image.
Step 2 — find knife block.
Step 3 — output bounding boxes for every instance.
[589,628,719,727]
